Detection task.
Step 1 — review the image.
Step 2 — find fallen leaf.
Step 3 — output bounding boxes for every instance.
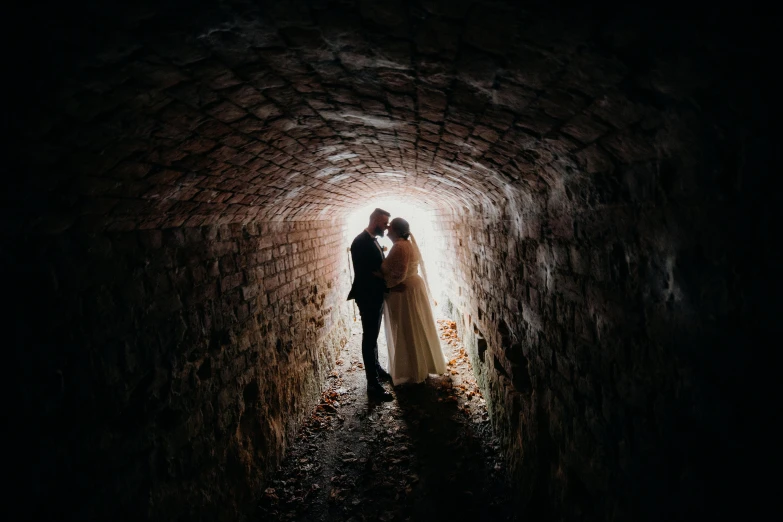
[327,488,342,503]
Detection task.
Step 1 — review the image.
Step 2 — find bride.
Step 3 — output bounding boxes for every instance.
[378,217,447,385]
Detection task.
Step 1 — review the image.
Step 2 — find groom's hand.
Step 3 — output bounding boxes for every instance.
[390,283,406,292]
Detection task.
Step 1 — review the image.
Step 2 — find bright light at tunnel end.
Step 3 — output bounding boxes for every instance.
[345,199,446,307]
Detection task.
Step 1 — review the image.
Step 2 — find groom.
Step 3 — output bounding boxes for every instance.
[348,208,395,401]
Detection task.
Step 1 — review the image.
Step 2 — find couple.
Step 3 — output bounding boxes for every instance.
[347,208,447,401]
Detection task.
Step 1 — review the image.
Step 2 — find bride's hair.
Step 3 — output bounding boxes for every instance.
[390,217,410,239]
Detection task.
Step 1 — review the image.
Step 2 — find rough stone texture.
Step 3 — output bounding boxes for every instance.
[4,1,775,521]
[8,221,350,520]
[5,1,769,232]
[433,126,772,520]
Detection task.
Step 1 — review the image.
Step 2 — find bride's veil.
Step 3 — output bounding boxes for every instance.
[409,232,434,301]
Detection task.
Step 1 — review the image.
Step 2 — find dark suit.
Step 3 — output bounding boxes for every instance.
[347,230,388,386]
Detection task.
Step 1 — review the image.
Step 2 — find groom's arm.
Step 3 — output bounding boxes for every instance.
[350,240,366,276]
[371,267,405,291]
[351,239,375,278]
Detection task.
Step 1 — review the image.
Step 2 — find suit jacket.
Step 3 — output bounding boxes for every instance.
[347,230,388,302]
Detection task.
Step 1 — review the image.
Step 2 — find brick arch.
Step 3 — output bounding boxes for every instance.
[6,0,735,232]
[5,2,773,521]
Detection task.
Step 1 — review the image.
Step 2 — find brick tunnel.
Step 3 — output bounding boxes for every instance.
[4,1,774,521]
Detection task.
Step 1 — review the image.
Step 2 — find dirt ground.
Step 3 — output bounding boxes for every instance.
[257,316,522,522]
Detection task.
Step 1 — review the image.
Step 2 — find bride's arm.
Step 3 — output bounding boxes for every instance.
[381,242,410,288]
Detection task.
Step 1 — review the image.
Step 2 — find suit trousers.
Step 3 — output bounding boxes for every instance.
[355,295,384,386]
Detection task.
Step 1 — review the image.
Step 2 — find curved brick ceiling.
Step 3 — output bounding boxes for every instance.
[9,1,742,231]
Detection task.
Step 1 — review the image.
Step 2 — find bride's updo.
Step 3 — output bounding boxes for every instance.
[390,217,410,240]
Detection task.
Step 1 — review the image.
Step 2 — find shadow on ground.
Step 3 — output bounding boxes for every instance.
[257,319,521,522]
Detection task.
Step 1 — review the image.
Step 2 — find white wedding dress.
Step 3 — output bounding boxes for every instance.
[381,237,447,385]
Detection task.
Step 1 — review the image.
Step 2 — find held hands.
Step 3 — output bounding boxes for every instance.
[372,270,404,292]
[370,268,405,292]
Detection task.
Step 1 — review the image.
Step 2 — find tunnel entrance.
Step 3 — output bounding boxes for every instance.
[6,1,773,521]
[345,199,444,306]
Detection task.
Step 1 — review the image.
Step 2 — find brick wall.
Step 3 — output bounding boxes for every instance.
[4,2,774,521]
[7,220,351,521]
[431,143,765,521]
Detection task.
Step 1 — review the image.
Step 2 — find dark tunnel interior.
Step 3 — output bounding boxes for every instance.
[3,1,776,521]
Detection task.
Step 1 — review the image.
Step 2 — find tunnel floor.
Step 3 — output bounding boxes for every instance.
[257,316,521,521]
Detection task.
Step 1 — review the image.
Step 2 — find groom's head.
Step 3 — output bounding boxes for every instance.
[368,208,391,237]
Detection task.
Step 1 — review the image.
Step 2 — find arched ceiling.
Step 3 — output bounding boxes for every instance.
[5,0,759,231]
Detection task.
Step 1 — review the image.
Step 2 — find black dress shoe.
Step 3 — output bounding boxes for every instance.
[367,384,394,401]
[377,367,392,382]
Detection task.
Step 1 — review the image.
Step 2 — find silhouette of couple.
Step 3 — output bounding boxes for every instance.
[347,208,446,401]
